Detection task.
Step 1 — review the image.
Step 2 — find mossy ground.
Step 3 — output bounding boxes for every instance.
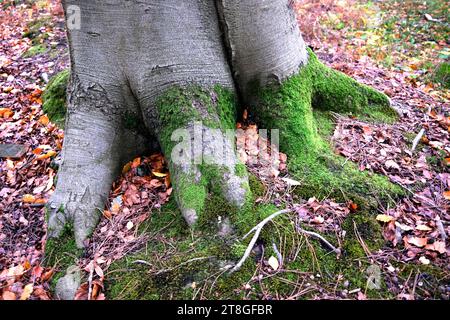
[43,222,83,292]
[433,62,450,89]
[42,69,69,128]
[22,16,51,58]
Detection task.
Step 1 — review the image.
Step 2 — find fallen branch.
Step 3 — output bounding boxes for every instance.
[411,128,425,152]
[296,225,341,256]
[133,256,212,276]
[230,209,291,273]
[231,208,341,273]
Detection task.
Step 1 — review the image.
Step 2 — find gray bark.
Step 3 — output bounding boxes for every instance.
[48,0,309,299]
[52,0,310,249]
[217,0,308,101]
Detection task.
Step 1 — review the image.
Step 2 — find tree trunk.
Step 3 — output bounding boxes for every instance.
[46,0,397,298]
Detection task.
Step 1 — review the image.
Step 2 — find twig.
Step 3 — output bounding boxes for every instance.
[296,226,341,255]
[272,242,283,269]
[411,128,425,152]
[231,208,341,273]
[435,215,447,241]
[231,209,292,273]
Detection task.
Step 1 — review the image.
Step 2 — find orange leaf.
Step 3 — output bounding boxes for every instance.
[38,115,49,126]
[131,157,141,169]
[348,201,358,212]
[23,260,31,270]
[37,150,56,160]
[23,194,36,203]
[164,173,171,188]
[103,210,112,219]
[122,162,131,174]
[443,191,450,200]
[41,269,54,281]
[0,107,12,117]
[32,147,43,155]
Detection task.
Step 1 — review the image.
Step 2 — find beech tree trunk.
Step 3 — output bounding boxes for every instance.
[47,0,394,253]
[46,0,304,246]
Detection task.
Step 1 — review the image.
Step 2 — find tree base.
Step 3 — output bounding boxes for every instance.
[43,49,406,299]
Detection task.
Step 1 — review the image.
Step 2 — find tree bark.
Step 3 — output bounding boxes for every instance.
[46,0,397,299]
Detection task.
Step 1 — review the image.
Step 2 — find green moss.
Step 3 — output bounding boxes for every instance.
[249,49,404,208]
[155,85,237,156]
[106,198,257,300]
[248,173,265,198]
[42,69,69,128]
[43,223,83,291]
[342,212,384,257]
[22,44,47,58]
[22,16,51,45]
[235,163,247,178]
[433,62,450,89]
[155,86,254,231]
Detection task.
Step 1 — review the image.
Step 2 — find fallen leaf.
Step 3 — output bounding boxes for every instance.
[416,225,432,232]
[443,191,450,200]
[419,256,430,265]
[126,221,134,230]
[406,236,428,248]
[20,283,33,300]
[268,256,279,271]
[395,222,413,231]
[2,291,16,300]
[22,194,36,203]
[385,160,400,170]
[152,171,167,178]
[376,214,395,223]
[281,177,301,186]
[425,241,446,254]
[313,216,325,224]
[38,115,49,126]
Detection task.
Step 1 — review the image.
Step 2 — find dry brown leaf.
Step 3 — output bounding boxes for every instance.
[20,283,33,300]
[2,291,16,300]
[406,236,428,248]
[425,241,446,254]
[376,214,394,223]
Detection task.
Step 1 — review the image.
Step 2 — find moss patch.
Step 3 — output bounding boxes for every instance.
[433,62,450,89]
[250,49,404,209]
[42,69,69,127]
[23,44,47,58]
[43,222,83,291]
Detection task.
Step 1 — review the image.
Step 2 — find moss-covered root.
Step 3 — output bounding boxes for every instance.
[154,86,252,234]
[42,69,69,127]
[309,51,398,121]
[251,49,404,208]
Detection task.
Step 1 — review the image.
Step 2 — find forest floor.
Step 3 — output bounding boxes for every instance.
[0,0,449,300]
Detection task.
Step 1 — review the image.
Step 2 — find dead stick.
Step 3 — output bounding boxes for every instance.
[411,128,425,152]
[231,208,340,273]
